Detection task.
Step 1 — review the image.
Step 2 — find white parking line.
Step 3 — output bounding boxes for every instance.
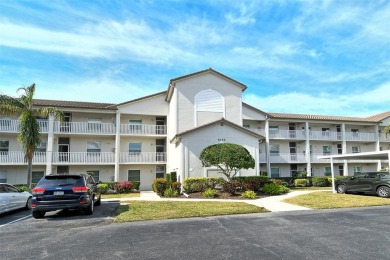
[0,215,31,228]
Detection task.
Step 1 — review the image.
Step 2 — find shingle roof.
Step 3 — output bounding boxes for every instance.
[267,112,381,123]
[33,99,116,110]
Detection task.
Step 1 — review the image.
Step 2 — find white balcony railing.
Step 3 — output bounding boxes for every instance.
[53,122,116,134]
[52,152,115,164]
[0,119,48,133]
[120,124,167,135]
[309,131,342,141]
[269,153,307,163]
[120,152,166,163]
[269,130,307,139]
[0,151,47,164]
[345,132,377,142]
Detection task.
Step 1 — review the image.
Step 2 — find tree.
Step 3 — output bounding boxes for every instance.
[0,84,64,188]
[200,143,255,181]
[384,125,390,138]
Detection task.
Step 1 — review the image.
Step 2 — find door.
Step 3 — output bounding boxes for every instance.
[60,113,72,132]
[289,142,297,161]
[156,117,166,134]
[289,124,296,138]
[58,137,70,162]
[156,139,165,161]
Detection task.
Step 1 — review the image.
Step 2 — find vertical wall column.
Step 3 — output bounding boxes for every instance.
[375,125,382,171]
[342,123,348,176]
[265,117,271,177]
[45,115,54,175]
[305,121,311,176]
[114,112,121,181]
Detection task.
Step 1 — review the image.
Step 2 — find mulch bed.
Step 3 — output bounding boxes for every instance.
[179,191,269,200]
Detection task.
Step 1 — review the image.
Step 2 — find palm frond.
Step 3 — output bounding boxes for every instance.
[38,107,65,122]
[0,94,25,116]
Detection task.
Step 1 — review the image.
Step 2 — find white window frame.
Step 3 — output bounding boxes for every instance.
[128,169,141,182]
[87,141,101,153]
[353,166,362,175]
[352,146,360,153]
[129,142,142,153]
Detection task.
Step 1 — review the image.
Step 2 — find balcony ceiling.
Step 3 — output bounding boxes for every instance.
[318,150,390,161]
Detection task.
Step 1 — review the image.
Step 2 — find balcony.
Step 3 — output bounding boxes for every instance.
[53,122,116,135]
[0,151,47,164]
[0,119,48,133]
[345,132,377,142]
[309,131,342,141]
[120,124,167,136]
[52,152,115,164]
[269,153,307,163]
[119,152,166,164]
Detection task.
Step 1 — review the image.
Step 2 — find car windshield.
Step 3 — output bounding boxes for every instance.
[37,176,84,187]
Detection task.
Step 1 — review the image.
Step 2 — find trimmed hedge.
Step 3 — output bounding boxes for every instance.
[294,179,308,187]
[312,177,329,187]
[232,176,271,191]
[262,183,290,195]
[152,178,167,196]
[183,177,225,193]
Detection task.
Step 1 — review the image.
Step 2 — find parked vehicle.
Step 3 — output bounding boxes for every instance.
[0,183,32,214]
[336,172,390,198]
[31,174,101,219]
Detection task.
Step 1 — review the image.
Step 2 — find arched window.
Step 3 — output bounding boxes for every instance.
[194,89,225,126]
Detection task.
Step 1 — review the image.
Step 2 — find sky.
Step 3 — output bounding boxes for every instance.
[0,0,389,117]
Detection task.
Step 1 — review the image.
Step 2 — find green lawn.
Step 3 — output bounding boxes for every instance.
[284,191,390,209]
[289,186,332,191]
[101,192,140,199]
[115,201,268,222]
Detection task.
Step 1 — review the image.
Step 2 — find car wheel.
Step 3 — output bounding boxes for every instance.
[337,184,347,194]
[26,197,32,210]
[32,211,45,219]
[377,186,390,198]
[94,195,101,206]
[84,198,94,215]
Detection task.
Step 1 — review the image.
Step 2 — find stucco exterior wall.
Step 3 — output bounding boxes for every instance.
[118,94,168,115]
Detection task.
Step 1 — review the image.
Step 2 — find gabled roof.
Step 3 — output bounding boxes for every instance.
[267,112,380,123]
[33,99,116,110]
[365,111,390,122]
[166,68,247,101]
[171,118,264,143]
[114,91,167,107]
[242,102,271,118]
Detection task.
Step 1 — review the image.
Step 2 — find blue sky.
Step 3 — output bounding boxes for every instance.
[0,0,389,117]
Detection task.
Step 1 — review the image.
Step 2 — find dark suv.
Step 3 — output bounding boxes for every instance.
[31,174,101,219]
[336,171,390,198]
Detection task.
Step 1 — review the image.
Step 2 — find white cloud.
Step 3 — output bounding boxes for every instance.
[243,81,390,117]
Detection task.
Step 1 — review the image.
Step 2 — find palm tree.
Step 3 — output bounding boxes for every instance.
[384,125,390,138]
[0,84,64,188]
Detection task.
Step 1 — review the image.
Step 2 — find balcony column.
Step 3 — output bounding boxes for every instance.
[114,112,121,181]
[305,121,311,176]
[375,125,382,171]
[45,115,54,175]
[342,123,348,176]
[265,117,271,177]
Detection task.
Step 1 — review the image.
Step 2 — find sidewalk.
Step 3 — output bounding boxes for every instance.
[102,190,326,212]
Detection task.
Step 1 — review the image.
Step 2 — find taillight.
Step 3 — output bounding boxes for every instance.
[72,186,89,193]
[32,187,45,195]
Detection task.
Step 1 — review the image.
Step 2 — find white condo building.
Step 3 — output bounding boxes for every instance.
[1,68,389,190]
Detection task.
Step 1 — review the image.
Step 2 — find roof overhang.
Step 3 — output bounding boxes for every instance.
[318,150,390,161]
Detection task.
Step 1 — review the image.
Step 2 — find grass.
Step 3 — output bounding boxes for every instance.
[284,191,390,209]
[114,201,268,222]
[289,186,332,191]
[101,192,140,199]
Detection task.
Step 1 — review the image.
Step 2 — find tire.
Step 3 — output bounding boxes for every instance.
[377,186,390,198]
[337,184,347,194]
[25,197,32,210]
[84,198,94,215]
[94,195,101,206]
[32,211,45,219]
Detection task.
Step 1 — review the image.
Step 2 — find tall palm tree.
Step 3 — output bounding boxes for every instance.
[0,84,64,188]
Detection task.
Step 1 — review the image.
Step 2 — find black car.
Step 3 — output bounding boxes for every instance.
[336,171,390,198]
[31,174,101,219]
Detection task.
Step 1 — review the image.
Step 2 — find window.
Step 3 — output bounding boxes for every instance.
[129,143,141,153]
[36,141,47,153]
[32,171,44,183]
[323,146,332,155]
[324,166,332,176]
[156,165,165,179]
[270,168,280,178]
[88,170,100,182]
[0,140,9,153]
[270,144,279,155]
[87,141,101,153]
[352,146,360,153]
[337,144,342,154]
[322,128,330,137]
[269,126,279,134]
[0,170,7,183]
[351,129,359,138]
[129,120,142,131]
[128,170,140,182]
[195,90,224,113]
[88,118,102,131]
[339,165,344,176]
[353,166,362,175]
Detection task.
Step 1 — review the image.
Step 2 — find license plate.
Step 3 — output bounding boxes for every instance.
[53,191,64,196]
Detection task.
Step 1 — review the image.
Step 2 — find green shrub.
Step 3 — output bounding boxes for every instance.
[131,181,140,191]
[312,177,330,187]
[240,190,257,199]
[271,179,289,187]
[232,176,271,191]
[170,172,177,182]
[171,182,181,193]
[99,183,109,194]
[114,181,133,194]
[294,179,308,187]
[202,188,218,198]
[262,183,290,195]
[183,177,224,193]
[260,171,268,177]
[152,178,167,196]
[14,184,30,192]
[164,188,178,197]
